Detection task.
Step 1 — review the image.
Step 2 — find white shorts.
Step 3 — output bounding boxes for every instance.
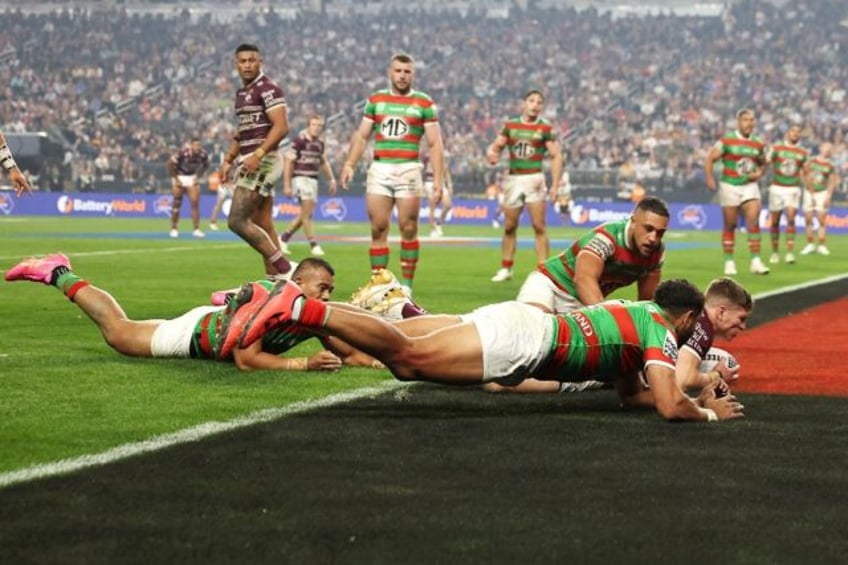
[150,306,220,358]
[718,181,761,208]
[233,152,283,198]
[503,172,547,209]
[366,161,423,199]
[177,175,197,189]
[803,191,829,214]
[460,301,554,385]
[293,176,319,201]
[516,271,583,313]
[768,185,802,212]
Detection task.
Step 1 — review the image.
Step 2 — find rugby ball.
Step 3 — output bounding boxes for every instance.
[699,347,739,373]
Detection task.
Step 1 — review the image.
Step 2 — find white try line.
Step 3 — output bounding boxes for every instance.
[750,272,848,300]
[0,381,410,490]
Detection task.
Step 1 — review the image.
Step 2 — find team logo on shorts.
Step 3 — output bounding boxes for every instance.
[0,193,14,215]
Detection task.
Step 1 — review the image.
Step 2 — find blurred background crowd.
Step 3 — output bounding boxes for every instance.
[1,0,847,202]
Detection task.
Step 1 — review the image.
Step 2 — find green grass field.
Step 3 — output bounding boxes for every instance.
[1,215,846,476]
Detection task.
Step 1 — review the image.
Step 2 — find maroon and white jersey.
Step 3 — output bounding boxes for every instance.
[234,73,286,157]
[289,129,324,178]
[171,146,210,175]
[681,311,714,360]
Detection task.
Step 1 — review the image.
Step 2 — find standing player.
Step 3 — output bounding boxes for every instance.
[339,53,445,294]
[0,131,32,197]
[219,43,294,280]
[487,90,563,282]
[800,143,840,256]
[278,115,338,257]
[167,138,210,238]
[765,124,808,264]
[423,152,453,238]
[704,109,770,275]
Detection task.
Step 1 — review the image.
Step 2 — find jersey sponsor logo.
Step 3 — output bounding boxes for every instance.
[662,331,679,361]
[238,112,264,126]
[405,105,422,118]
[678,204,707,230]
[380,117,410,139]
[0,193,14,215]
[571,311,594,338]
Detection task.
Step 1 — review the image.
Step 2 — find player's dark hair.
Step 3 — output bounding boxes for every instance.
[653,279,704,318]
[736,108,754,120]
[235,43,260,55]
[705,278,753,310]
[524,89,544,101]
[634,195,669,218]
[293,257,334,277]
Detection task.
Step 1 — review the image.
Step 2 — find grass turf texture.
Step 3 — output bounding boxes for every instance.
[1,216,847,563]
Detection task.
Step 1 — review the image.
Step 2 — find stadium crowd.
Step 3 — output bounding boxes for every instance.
[1,0,847,196]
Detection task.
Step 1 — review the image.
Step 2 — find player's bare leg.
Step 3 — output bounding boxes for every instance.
[492,205,521,281]
[396,196,420,290]
[229,187,292,276]
[526,200,549,263]
[367,193,394,273]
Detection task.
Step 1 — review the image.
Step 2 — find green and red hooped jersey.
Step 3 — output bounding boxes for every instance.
[499,116,555,175]
[537,219,664,298]
[364,89,438,163]
[714,131,766,185]
[537,300,679,383]
[190,280,313,360]
[768,142,808,187]
[807,157,836,192]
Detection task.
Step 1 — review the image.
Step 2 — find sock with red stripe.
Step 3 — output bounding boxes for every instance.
[400,239,420,287]
[53,268,90,302]
[370,246,390,273]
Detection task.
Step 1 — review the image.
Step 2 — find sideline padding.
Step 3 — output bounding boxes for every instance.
[718,276,848,397]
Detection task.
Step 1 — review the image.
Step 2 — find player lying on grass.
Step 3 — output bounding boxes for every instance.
[4,255,380,372]
[488,277,752,395]
[227,277,745,422]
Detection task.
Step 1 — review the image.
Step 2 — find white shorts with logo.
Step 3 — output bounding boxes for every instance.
[803,190,829,214]
[718,181,761,207]
[233,152,283,198]
[460,301,554,385]
[503,172,547,209]
[768,185,802,212]
[366,161,423,199]
[150,306,220,358]
[293,176,319,202]
[177,175,198,189]
[517,271,583,313]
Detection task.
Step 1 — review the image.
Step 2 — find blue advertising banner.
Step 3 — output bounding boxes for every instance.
[1,192,847,233]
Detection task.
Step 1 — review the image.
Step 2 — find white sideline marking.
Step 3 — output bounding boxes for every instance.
[751,272,848,300]
[0,245,244,263]
[0,381,410,489]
